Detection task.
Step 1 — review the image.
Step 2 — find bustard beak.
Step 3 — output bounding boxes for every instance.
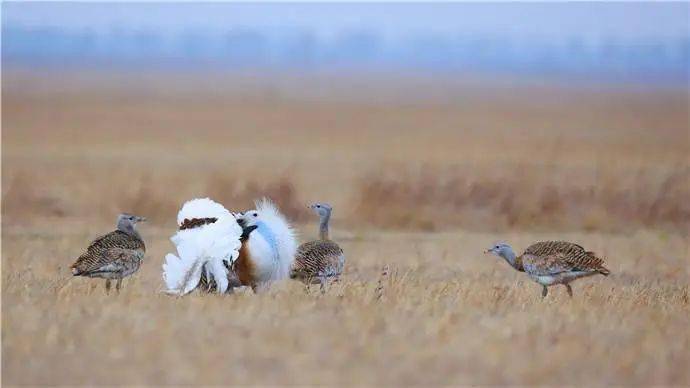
[137,216,147,222]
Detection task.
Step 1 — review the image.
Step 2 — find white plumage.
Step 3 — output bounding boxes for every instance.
[176,197,231,226]
[163,198,243,295]
[235,198,297,289]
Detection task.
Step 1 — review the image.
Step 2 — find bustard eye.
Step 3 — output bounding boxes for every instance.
[253,212,258,217]
[316,205,321,208]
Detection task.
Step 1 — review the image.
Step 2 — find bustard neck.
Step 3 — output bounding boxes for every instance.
[118,221,140,239]
[501,247,520,270]
[319,212,331,240]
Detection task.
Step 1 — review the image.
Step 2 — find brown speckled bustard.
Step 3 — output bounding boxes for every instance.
[290,203,345,291]
[486,241,610,298]
[71,213,146,293]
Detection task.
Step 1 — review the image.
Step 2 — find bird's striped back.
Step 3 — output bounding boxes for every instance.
[71,230,145,275]
[521,241,609,275]
[291,240,344,281]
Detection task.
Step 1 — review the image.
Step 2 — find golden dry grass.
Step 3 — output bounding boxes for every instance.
[2,70,689,386]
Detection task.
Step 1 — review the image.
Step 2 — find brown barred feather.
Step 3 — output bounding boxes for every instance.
[521,241,609,275]
[71,230,146,278]
[179,217,218,230]
[513,255,525,272]
[198,260,242,293]
[198,271,212,291]
[291,240,344,282]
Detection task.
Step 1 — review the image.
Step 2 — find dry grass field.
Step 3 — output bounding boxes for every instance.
[2,69,689,386]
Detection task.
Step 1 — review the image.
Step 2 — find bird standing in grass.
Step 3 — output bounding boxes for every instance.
[235,198,298,292]
[162,198,256,295]
[71,213,146,293]
[290,203,345,291]
[485,241,610,298]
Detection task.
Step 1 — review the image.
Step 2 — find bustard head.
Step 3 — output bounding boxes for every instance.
[117,213,146,232]
[236,209,259,228]
[485,242,514,259]
[309,202,332,219]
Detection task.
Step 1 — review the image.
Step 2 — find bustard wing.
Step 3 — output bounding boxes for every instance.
[523,241,585,257]
[291,240,344,279]
[72,247,143,276]
[521,241,609,276]
[84,230,145,253]
[72,231,144,275]
[561,250,610,275]
[521,251,575,276]
[163,216,243,295]
[163,239,206,295]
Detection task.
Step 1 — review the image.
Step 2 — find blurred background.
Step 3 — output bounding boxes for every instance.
[3,2,688,232]
[3,3,689,80]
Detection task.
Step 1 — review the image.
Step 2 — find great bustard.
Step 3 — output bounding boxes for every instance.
[485,241,610,298]
[71,213,147,293]
[234,198,298,292]
[290,203,345,291]
[162,198,256,295]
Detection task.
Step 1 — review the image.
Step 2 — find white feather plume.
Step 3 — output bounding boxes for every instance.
[163,198,242,295]
[176,197,232,225]
[240,198,298,284]
[257,198,298,280]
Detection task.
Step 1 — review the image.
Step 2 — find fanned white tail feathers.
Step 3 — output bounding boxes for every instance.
[163,198,242,295]
[253,198,298,281]
[176,197,231,225]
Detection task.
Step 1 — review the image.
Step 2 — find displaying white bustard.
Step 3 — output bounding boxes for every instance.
[234,198,298,292]
[162,198,253,295]
[163,197,296,295]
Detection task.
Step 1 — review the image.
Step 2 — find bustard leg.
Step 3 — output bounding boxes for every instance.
[105,279,112,294]
[319,276,327,294]
[542,286,548,299]
[116,278,123,292]
[565,284,573,298]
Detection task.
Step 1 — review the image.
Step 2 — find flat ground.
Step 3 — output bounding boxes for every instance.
[2,70,689,386]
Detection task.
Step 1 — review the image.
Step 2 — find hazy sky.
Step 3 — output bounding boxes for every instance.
[4,2,688,41]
